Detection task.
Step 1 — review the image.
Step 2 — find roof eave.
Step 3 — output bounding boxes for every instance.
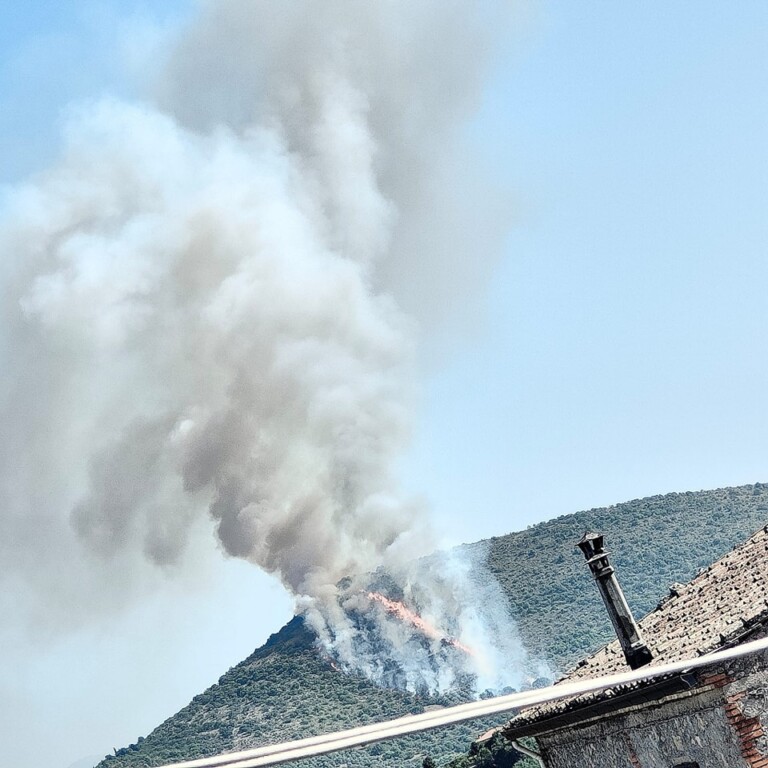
[501,673,695,739]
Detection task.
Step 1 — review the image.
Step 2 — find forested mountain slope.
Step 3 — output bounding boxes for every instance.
[477,484,768,667]
[98,483,768,768]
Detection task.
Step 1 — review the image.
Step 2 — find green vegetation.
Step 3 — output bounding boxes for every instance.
[99,616,492,768]
[479,483,768,668]
[97,483,768,768]
[443,734,539,768]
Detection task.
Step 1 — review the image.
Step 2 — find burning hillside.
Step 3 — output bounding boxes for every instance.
[366,591,476,656]
[302,551,539,697]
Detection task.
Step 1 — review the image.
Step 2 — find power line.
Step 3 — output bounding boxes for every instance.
[157,634,768,768]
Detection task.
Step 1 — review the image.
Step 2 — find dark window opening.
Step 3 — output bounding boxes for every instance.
[673,763,699,768]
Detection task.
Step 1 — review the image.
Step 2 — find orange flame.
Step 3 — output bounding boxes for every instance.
[366,592,475,656]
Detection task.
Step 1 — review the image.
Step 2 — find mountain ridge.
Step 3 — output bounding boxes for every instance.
[97,482,768,768]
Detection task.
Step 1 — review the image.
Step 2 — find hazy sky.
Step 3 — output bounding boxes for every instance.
[3,2,768,767]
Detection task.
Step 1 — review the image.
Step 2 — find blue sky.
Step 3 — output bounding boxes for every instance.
[0,0,189,180]
[3,2,768,767]
[402,1,768,541]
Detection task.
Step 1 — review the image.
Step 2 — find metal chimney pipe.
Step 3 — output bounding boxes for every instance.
[576,532,653,670]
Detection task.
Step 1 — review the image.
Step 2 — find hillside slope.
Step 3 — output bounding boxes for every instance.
[480,483,768,666]
[98,483,768,768]
[100,616,488,768]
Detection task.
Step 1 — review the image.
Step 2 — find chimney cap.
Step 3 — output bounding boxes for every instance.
[576,531,605,559]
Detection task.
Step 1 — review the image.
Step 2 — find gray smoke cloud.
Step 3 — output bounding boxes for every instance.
[0,0,524,691]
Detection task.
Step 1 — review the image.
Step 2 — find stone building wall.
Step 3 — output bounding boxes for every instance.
[533,648,768,768]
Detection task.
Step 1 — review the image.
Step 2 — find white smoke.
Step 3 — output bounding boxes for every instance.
[0,0,526,693]
[305,547,548,696]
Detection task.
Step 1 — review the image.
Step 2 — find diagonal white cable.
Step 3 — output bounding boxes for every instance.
[156,634,768,768]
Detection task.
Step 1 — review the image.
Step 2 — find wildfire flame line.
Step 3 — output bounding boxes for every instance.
[366,592,475,656]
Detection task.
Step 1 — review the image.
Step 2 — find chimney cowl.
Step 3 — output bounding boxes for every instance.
[576,531,604,559]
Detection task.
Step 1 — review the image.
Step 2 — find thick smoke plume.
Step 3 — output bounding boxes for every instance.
[0,1,525,692]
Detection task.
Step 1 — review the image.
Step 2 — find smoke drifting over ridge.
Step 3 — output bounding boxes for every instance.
[0,1,524,692]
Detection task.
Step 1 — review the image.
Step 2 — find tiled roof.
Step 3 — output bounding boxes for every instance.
[502,524,768,734]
